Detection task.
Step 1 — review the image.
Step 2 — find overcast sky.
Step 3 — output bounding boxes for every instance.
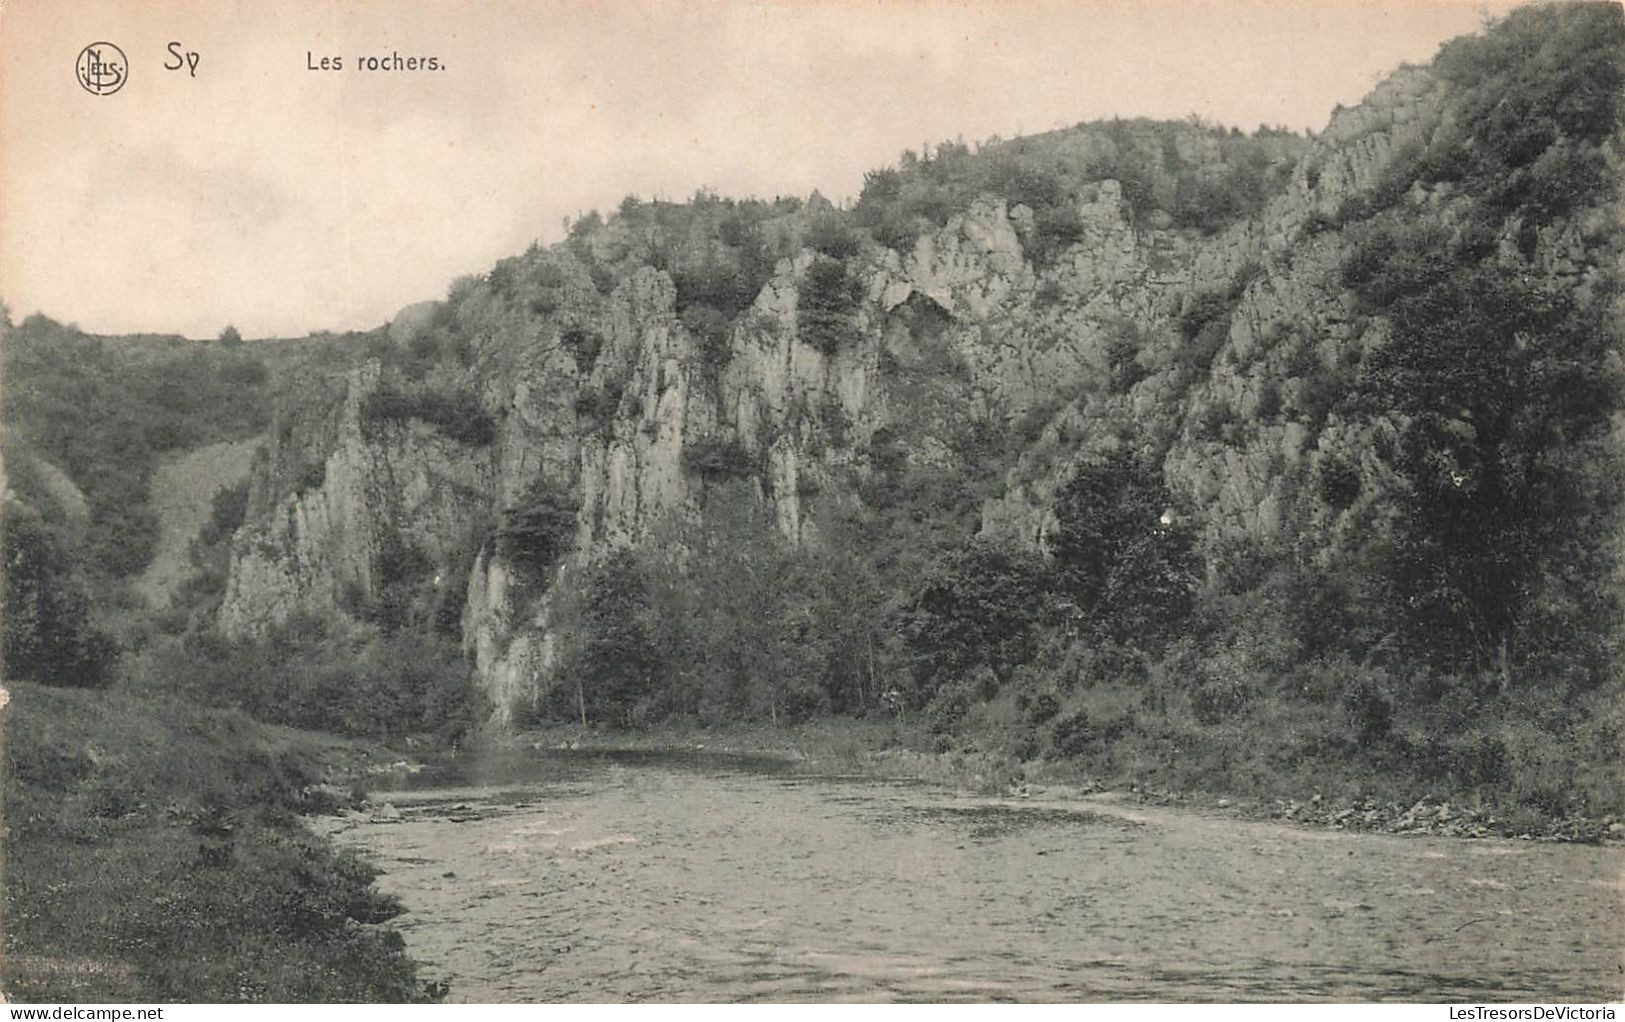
[0,0,1517,339]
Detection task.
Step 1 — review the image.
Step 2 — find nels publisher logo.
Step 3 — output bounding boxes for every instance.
[76,42,127,95]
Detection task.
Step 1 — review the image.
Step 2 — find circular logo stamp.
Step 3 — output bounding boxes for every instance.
[76,42,128,95]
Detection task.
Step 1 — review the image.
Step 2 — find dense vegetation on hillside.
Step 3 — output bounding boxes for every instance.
[525,3,1624,826]
[4,18,1622,1004]
[1,314,272,580]
[0,313,447,1001]
[11,3,1619,769]
[0,311,281,697]
[90,2,1610,830]
[852,117,1303,252]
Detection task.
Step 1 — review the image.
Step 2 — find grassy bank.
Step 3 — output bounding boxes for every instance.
[1,682,439,1003]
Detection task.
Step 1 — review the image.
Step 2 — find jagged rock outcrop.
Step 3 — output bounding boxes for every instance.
[221,363,499,637]
[217,11,1623,726]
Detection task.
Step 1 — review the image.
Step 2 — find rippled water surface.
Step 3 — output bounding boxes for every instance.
[320,749,1623,1002]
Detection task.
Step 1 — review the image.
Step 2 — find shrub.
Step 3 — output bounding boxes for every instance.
[681,436,754,480]
[573,377,625,424]
[1171,289,1238,383]
[1192,400,1237,442]
[0,503,117,689]
[496,479,578,585]
[806,215,863,260]
[671,258,761,321]
[797,257,862,355]
[561,327,603,372]
[1441,730,1512,787]
[192,491,244,551]
[926,675,978,735]
[359,385,497,445]
[1330,664,1396,742]
[1315,454,1362,509]
[295,459,326,493]
[1190,673,1254,724]
[680,303,734,376]
[1104,324,1149,394]
[1178,289,1233,343]
[1027,203,1086,265]
[90,502,162,578]
[1255,379,1283,420]
[1048,708,1096,758]
[1026,691,1061,724]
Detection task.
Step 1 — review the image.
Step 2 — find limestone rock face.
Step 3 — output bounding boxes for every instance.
[979,67,1455,560]
[220,363,499,639]
[217,51,1614,725]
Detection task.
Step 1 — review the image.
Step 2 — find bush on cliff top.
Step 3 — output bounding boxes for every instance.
[797,256,862,355]
[358,385,497,445]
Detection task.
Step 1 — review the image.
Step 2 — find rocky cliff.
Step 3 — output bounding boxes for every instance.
[218,5,1624,726]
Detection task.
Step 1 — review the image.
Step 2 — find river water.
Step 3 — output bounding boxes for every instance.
[320,748,1623,1002]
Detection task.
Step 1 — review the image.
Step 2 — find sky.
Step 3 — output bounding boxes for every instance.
[0,0,1520,339]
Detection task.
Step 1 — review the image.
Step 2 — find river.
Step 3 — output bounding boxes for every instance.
[319,748,1623,1002]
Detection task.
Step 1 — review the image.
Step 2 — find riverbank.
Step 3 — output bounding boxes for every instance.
[485,716,1624,845]
[324,732,1625,1002]
[0,682,440,1002]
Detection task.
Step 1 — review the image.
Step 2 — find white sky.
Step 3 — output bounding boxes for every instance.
[0,0,1517,339]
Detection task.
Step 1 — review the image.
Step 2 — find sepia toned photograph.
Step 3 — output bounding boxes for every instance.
[0,0,1621,1006]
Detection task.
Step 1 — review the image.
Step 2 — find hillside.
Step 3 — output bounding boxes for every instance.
[134,439,260,608]
[0,682,428,1001]
[5,3,1622,830]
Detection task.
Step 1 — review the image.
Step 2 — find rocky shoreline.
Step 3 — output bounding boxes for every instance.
[488,723,1624,847]
[1092,785,1624,845]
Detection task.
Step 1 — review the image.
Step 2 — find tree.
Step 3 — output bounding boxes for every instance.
[565,548,665,726]
[1049,447,1199,645]
[901,540,1050,702]
[495,478,578,587]
[679,494,828,724]
[798,508,891,715]
[218,325,244,346]
[1,501,116,687]
[369,528,434,631]
[797,257,861,355]
[1358,266,1619,680]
